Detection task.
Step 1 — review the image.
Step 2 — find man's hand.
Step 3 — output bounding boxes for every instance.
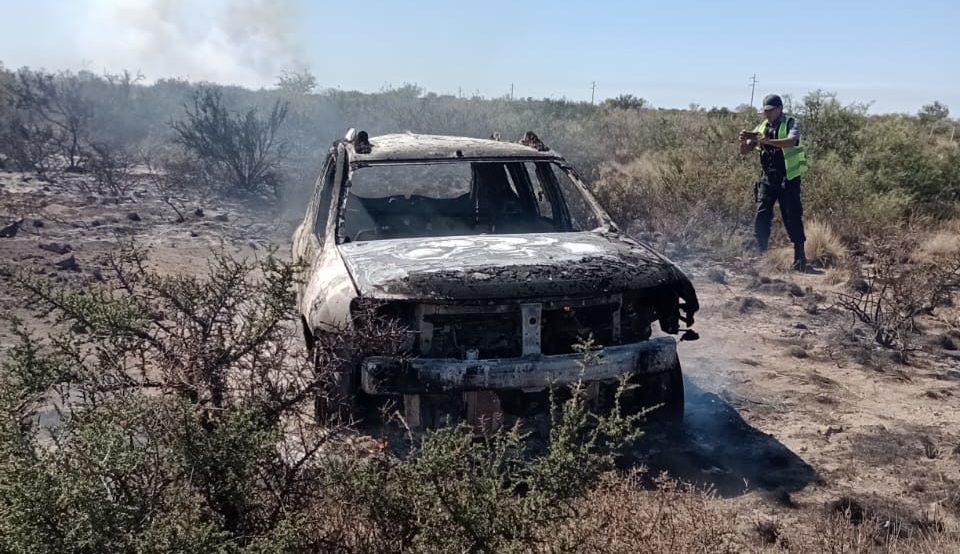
[757,136,797,149]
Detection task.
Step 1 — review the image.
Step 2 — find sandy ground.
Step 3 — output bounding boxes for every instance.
[647,258,960,534]
[2,170,959,534]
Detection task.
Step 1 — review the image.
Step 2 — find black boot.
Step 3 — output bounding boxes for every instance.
[792,242,807,272]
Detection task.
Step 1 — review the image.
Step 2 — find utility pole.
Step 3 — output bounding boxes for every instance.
[590,81,596,105]
[458,86,462,98]
[749,74,759,107]
[509,83,514,100]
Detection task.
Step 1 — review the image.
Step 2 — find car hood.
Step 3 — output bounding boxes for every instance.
[336,232,691,302]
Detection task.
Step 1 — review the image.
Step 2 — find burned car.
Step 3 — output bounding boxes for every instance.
[292,130,698,427]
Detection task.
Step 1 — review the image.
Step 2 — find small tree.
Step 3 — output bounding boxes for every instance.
[0,63,13,168]
[171,88,289,197]
[918,101,950,125]
[796,90,869,159]
[86,141,136,196]
[602,94,647,111]
[2,114,60,179]
[9,69,93,172]
[275,69,318,95]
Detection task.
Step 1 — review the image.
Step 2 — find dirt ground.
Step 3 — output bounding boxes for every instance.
[0,171,294,346]
[648,257,960,537]
[2,170,959,541]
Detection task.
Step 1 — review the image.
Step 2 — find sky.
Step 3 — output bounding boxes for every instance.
[0,0,957,114]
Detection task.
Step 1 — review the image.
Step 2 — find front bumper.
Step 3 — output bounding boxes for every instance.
[360,336,678,395]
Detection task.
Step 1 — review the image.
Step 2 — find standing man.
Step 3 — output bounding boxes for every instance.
[739,94,810,271]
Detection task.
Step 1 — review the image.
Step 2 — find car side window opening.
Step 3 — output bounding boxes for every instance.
[303,157,326,225]
[524,163,555,220]
[312,154,338,242]
[550,164,602,231]
[339,160,596,243]
[475,163,539,230]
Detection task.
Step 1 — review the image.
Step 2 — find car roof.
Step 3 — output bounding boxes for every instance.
[346,133,564,163]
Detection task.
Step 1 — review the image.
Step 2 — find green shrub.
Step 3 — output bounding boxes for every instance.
[592,141,755,254]
[856,117,960,211]
[795,89,869,160]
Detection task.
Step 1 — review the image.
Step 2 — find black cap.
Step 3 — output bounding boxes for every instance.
[762,94,783,111]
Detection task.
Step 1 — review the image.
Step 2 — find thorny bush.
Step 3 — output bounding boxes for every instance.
[0,245,349,552]
[0,68,142,194]
[4,68,93,174]
[85,141,137,196]
[171,88,289,198]
[836,239,960,359]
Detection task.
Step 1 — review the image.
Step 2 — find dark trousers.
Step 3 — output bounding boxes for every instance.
[754,174,805,251]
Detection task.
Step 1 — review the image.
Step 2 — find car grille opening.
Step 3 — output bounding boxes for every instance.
[423,310,522,359]
[416,294,650,360]
[541,303,618,355]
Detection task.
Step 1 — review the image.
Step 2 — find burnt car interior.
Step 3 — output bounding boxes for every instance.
[339,160,584,242]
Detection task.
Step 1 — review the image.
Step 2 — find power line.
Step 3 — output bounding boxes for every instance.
[749,74,759,107]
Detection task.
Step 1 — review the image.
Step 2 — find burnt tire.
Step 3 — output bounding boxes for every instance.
[653,362,685,422]
[311,333,359,425]
[314,371,356,425]
[605,361,684,423]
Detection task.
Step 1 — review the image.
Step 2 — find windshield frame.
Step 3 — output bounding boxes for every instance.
[336,157,613,245]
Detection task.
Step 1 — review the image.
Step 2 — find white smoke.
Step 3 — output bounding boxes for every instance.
[81,0,303,87]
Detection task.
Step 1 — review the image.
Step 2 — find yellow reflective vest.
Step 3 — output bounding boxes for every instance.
[755,116,810,180]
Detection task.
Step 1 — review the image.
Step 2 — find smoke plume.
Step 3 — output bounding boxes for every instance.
[82,0,303,87]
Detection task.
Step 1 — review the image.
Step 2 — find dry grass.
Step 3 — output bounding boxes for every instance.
[764,219,847,271]
[592,151,755,254]
[825,266,852,285]
[914,229,960,264]
[706,267,728,284]
[542,472,741,553]
[540,472,960,554]
[776,515,960,554]
[946,218,960,234]
[764,247,798,272]
[806,220,847,267]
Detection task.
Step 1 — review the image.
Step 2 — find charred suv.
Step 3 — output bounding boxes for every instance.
[293,130,699,426]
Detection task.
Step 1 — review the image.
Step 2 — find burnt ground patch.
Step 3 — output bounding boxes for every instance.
[624,377,818,497]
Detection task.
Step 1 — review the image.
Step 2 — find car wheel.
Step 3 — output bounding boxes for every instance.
[311,332,358,425]
[606,361,684,423]
[656,362,685,422]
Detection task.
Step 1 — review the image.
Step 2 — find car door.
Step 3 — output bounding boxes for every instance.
[293,154,330,260]
[293,151,341,308]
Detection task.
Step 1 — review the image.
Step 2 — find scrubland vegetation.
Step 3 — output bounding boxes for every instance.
[2,64,959,552]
